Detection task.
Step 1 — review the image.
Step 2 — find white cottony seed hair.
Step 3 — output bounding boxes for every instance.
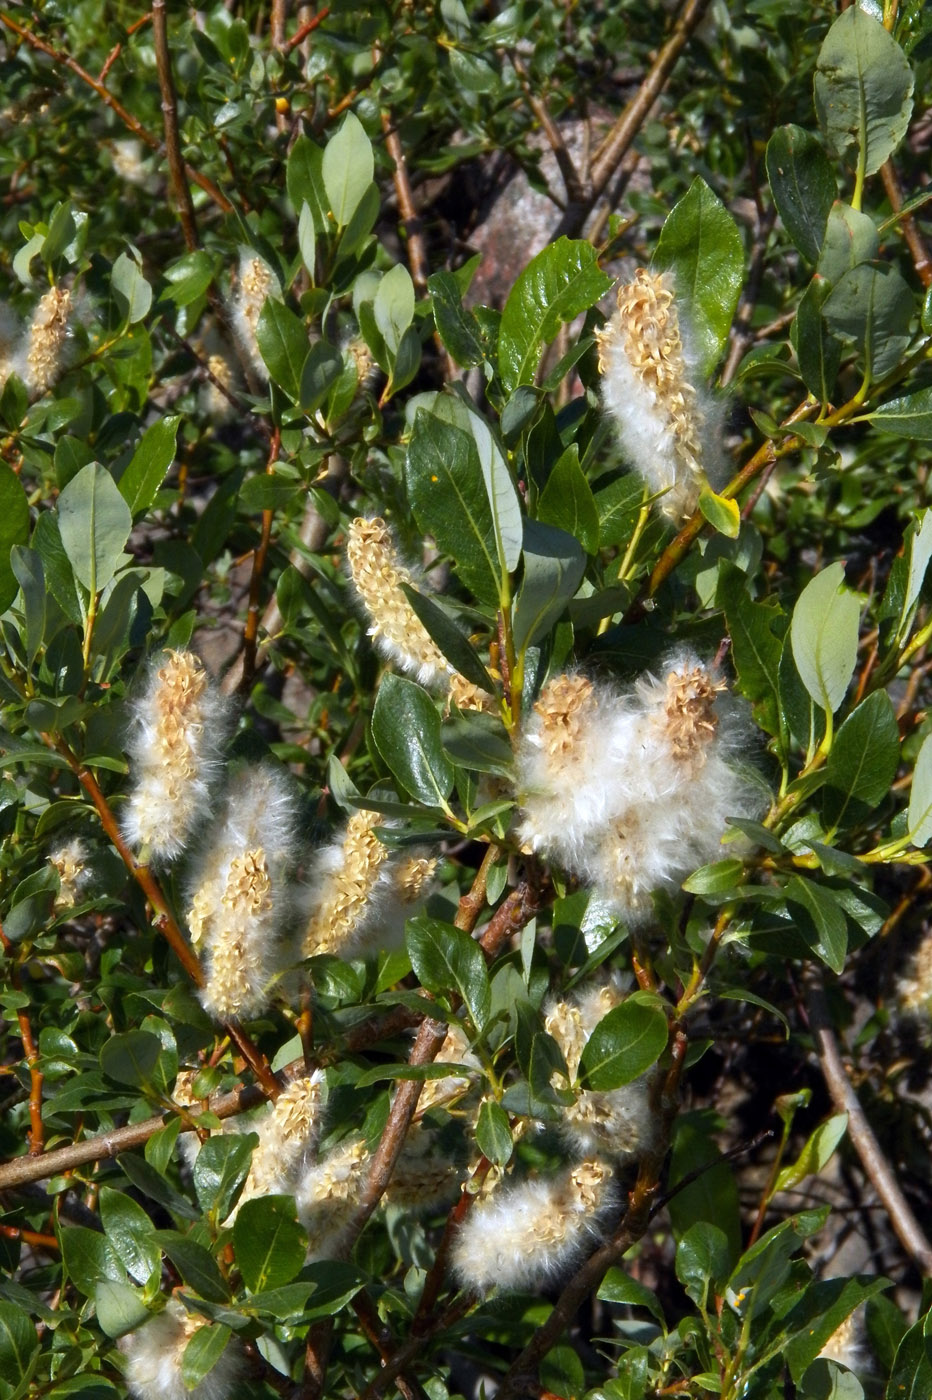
[517,652,760,924]
[451,1158,617,1296]
[295,1134,370,1261]
[120,1297,241,1400]
[123,650,231,863]
[225,1070,325,1223]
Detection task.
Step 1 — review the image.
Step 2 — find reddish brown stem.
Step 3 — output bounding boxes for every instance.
[0,11,232,214]
[478,864,552,958]
[1,933,45,1158]
[0,1224,59,1250]
[151,0,199,252]
[413,1157,491,1326]
[284,6,330,53]
[352,1292,429,1400]
[881,159,932,288]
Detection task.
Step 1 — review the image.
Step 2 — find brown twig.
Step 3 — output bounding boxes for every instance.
[0,1223,59,1251]
[0,11,232,215]
[880,159,932,289]
[152,0,199,252]
[554,0,712,239]
[356,1295,476,1400]
[413,1156,492,1327]
[380,114,430,297]
[238,429,281,695]
[352,1292,430,1400]
[284,7,331,54]
[807,982,932,1276]
[0,929,45,1157]
[478,862,552,958]
[511,53,587,207]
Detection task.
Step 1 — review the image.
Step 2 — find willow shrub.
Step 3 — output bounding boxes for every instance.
[2,2,932,1398]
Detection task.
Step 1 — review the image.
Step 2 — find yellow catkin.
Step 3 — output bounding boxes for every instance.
[25,286,70,394]
[303,811,391,958]
[199,849,273,1019]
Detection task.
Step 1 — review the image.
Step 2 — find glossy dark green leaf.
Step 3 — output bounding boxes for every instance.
[32,510,82,625]
[441,709,513,776]
[58,462,132,596]
[475,1098,513,1167]
[766,125,836,262]
[866,386,932,439]
[653,177,744,377]
[99,1030,161,1089]
[287,135,329,238]
[234,1197,307,1293]
[886,1311,932,1400]
[785,876,848,973]
[814,6,914,176]
[823,690,899,828]
[667,1111,742,1263]
[181,1323,233,1390]
[718,563,785,739]
[371,673,454,806]
[60,1226,123,1296]
[512,520,586,654]
[256,299,307,400]
[428,269,487,367]
[498,237,611,392]
[151,1230,231,1302]
[399,583,496,694]
[822,262,913,382]
[117,416,179,517]
[299,340,343,414]
[0,1301,39,1381]
[597,1271,666,1330]
[593,474,644,548]
[94,1280,150,1339]
[578,993,668,1091]
[676,1222,732,1307]
[725,1209,828,1320]
[11,546,46,668]
[99,1185,160,1286]
[792,277,843,403]
[783,1275,890,1382]
[406,411,500,605]
[193,1134,257,1221]
[537,447,600,554]
[406,914,490,1031]
[0,463,30,613]
[790,563,860,715]
[322,111,374,228]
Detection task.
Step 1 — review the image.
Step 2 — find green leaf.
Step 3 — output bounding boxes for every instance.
[322,111,374,228]
[256,299,307,400]
[538,447,600,555]
[234,1197,307,1292]
[117,416,180,517]
[653,177,744,378]
[681,858,745,896]
[718,563,785,739]
[578,993,668,1091]
[796,1359,865,1399]
[32,510,82,624]
[887,1312,932,1400]
[822,262,913,382]
[467,406,522,580]
[181,1323,233,1391]
[790,562,860,716]
[94,1280,150,1339]
[406,914,491,1031]
[785,876,848,973]
[60,1226,123,1296]
[0,463,30,612]
[774,1112,848,1193]
[193,1134,257,1221]
[11,546,46,669]
[57,462,132,596]
[676,1222,733,1308]
[667,1112,742,1263]
[498,237,611,392]
[475,1098,513,1166]
[866,386,932,439]
[398,584,496,694]
[151,1230,231,1303]
[726,1209,828,1320]
[111,250,152,324]
[99,1185,161,1287]
[816,204,879,285]
[598,1271,666,1330]
[287,135,329,239]
[428,269,488,367]
[814,6,914,178]
[374,264,415,356]
[698,489,740,539]
[907,732,932,845]
[512,520,586,654]
[99,1030,161,1089]
[792,276,843,403]
[371,673,454,806]
[299,340,343,414]
[765,125,836,262]
[823,690,899,828]
[406,411,500,605]
[784,1276,890,1384]
[0,1301,38,1382]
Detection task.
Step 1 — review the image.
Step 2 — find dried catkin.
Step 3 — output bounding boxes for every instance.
[346,516,493,711]
[450,1158,617,1295]
[596,268,722,525]
[123,650,230,863]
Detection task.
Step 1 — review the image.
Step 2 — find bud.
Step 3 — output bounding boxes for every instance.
[301,809,437,960]
[123,650,230,863]
[190,763,301,1021]
[346,516,493,711]
[120,1297,241,1400]
[450,1158,617,1295]
[596,268,722,525]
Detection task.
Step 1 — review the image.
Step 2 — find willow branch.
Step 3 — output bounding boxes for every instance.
[237,429,281,695]
[151,0,198,251]
[880,158,932,288]
[807,983,932,1276]
[478,862,552,958]
[554,0,712,238]
[0,11,232,215]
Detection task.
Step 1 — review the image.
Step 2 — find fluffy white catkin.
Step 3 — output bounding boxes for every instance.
[189,763,301,1020]
[229,249,278,380]
[346,516,493,711]
[517,652,760,924]
[19,285,71,395]
[596,268,722,525]
[123,650,230,863]
[295,1134,370,1261]
[451,1158,617,1296]
[120,1297,241,1400]
[225,1071,324,1223]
